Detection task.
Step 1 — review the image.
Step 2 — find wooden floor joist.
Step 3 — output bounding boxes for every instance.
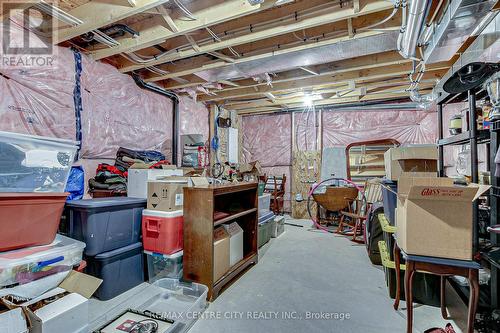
[54,0,170,44]
[118,0,394,73]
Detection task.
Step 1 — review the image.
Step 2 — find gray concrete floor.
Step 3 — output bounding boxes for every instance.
[189,217,468,333]
[88,217,469,333]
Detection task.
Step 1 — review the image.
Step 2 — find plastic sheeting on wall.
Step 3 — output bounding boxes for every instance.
[0,19,177,160]
[241,113,292,211]
[294,109,320,152]
[79,55,173,159]
[0,21,76,140]
[322,109,438,146]
[241,113,292,167]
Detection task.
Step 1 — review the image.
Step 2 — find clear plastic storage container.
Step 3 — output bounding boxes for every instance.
[0,131,78,193]
[138,278,208,332]
[258,193,271,217]
[0,234,85,287]
[145,250,183,283]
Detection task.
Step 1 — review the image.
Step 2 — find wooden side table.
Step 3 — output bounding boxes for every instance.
[393,243,481,333]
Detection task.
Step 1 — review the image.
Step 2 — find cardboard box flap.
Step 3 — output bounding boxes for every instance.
[397,177,453,198]
[58,271,102,299]
[391,146,438,161]
[472,184,492,201]
[407,183,492,202]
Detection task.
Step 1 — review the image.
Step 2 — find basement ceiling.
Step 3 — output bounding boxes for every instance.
[10,0,496,114]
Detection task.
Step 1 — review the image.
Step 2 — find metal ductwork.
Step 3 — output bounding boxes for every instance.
[194,31,399,82]
[434,12,499,103]
[422,0,497,64]
[398,0,429,59]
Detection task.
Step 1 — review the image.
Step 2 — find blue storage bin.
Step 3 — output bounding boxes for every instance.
[381,180,397,226]
[85,242,144,300]
[66,197,146,256]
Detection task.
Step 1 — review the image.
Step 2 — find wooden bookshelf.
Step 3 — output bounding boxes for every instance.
[183,182,258,300]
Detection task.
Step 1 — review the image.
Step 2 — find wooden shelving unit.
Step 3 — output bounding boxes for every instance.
[183,182,258,301]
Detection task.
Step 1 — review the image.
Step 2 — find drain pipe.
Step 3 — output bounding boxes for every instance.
[133,74,180,166]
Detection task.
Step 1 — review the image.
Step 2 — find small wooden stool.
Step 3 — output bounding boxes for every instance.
[393,243,481,333]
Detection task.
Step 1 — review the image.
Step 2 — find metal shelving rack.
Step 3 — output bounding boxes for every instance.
[437,88,500,310]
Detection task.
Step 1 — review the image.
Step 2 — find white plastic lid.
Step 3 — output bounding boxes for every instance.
[142,209,183,218]
[0,235,86,270]
[144,250,183,259]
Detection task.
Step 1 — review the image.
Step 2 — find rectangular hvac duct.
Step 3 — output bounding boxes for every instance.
[194,31,399,82]
[422,0,496,64]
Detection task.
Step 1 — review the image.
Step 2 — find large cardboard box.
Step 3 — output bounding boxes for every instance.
[223,222,244,267]
[384,146,438,181]
[2,271,102,333]
[128,168,183,198]
[396,177,490,260]
[147,177,190,211]
[213,227,230,282]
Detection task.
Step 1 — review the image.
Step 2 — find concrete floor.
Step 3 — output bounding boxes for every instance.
[89,217,469,333]
[189,217,468,333]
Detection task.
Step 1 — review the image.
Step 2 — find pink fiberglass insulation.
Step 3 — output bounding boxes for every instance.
[294,109,320,151]
[322,109,438,146]
[0,18,175,160]
[241,113,292,167]
[242,113,292,211]
[0,21,76,139]
[80,56,173,159]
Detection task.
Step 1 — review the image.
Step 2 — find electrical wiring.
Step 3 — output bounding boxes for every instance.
[206,27,222,42]
[358,4,400,32]
[173,0,197,21]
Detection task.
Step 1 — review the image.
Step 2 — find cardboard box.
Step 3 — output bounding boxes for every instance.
[395,177,490,260]
[147,177,190,211]
[2,271,102,333]
[0,306,28,333]
[384,146,438,181]
[213,227,230,282]
[223,222,244,267]
[128,168,183,198]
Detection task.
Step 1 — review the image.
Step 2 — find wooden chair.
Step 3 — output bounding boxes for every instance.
[264,174,286,215]
[336,179,382,243]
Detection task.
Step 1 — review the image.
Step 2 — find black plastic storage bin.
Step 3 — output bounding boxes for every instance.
[86,242,144,300]
[66,197,146,256]
[381,179,397,226]
[384,265,442,307]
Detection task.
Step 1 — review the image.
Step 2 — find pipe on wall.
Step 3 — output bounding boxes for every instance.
[132,74,180,165]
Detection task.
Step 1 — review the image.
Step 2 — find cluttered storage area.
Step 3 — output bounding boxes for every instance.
[0,0,500,332]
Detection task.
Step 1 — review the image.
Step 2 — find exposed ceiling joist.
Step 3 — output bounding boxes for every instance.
[198,64,448,102]
[55,0,170,43]
[119,0,394,72]
[91,0,264,60]
[162,50,407,90]
[143,29,391,81]
[225,79,436,109]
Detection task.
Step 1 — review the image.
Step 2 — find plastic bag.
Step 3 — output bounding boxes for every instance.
[65,166,84,200]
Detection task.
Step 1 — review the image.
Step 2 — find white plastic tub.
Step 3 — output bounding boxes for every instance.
[138,278,208,332]
[0,131,78,192]
[258,193,271,217]
[0,234,85,287]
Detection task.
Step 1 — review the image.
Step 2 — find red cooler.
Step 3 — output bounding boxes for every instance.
[142,209,183,255]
